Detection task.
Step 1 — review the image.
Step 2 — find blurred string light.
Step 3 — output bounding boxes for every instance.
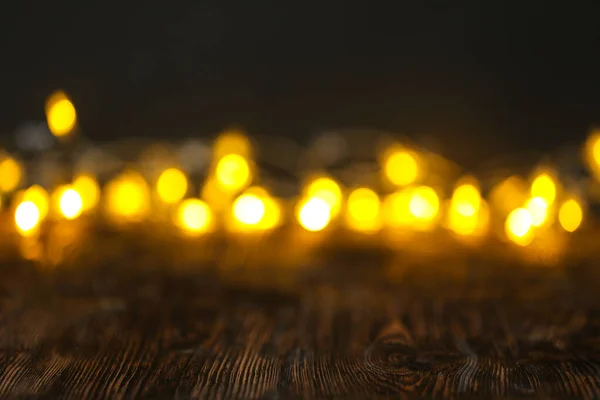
[505,208,534,246]
[558,197,583,233]
[345,187,381,233]
[1,91,599,259]
[584,129,600,179]
[382,147,421,187]
[302,175,342,217]
[524,196,549,227]
[0,156,22,193]
[530,171,558,205]
[215,154,252,192]
[408,186,440,231]
[175,198,212,235]
[446,179,489,237]
[104,171,150,222]
[230,187,280,232]
[15,201,41,236]
[73,175,100,212]
[45,90,77,138]
[156,167,188,204]
[297,196,331,232]
[58,187,83,220]
[383,189,413,228]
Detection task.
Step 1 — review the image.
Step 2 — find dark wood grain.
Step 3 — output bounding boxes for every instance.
[1,230,600,398]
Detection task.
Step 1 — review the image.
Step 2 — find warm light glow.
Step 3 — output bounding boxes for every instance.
[73,175,100,211]
[584,130,600,179]
[213,129,252,159]
[409,186,439,221]
[531,173,557,204]
[21,185,50,219]
[156,168,188,204]
[384,149,420,186]
[105,171,150,222]
[525,196,549,227]
[45,91,77,137]
[447,198,489,238]
[383,190,413,228]
[346,188,381,232]
[59,187,83,220]
[0,157,22,193]
[15,201,41,236]
[451,181,481,217]
[558,198,583,233]
[215,154,251,192]
[304,176,342,216]
[175,199,212,234]
[232,193,265,226]
[297,197,332,232]
[505,208,534,246]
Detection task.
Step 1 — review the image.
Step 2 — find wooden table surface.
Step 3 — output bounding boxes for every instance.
[1,228,600,399]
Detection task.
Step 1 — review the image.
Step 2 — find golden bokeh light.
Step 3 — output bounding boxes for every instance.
[525,196,549,227]
[383,149,420,186]
[20,185,50,219]
[297,197,332,232]
[59,187,83,220]
[105,171,150,222]
[156,168,188,204]
[558,198,583,233]
[15,201,41,236]
[409,186,440,221]
[232,192,266,226]
[304,176,342,216]
[383,190,413,228]
[45,91,77,137]
[0,156,22,193]
[175,199,212,234]
[451,180,481,217]
[584,130,600,179]
[346,187,381,232]
[215,154,252,192]
[531,172,557,205]
[73,175,100,211]
[213,129,252,159]
[505,208,534,246]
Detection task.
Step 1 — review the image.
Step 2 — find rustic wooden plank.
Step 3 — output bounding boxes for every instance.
[1,241,600,398]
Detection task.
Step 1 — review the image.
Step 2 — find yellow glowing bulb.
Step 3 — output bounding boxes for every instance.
[45,91,77,137]
[58,188,83,220]
[233,193,265,226]
[105,172,150,222]
[409,186,439,220]
[297,197,332,232]
[346,188,381,232]
[176,199,212,234]
[305,177,342,216]
[531,173,557,204]
[383,190,413,228]
[22,185,49,219]
[505,208,534,246]
[384,150,419,186]
[215,154,251,192]
[156,168,188,204]
[525,196,549,227]
[213,130,252,159]
[558,198,583,233]
[0,157,22,193]
[451,182,481,217]
[15,201,41,236]
[73,175,100,211]
[260,197,282,230]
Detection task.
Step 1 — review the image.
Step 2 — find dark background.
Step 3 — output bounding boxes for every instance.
[1,1,599,169]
